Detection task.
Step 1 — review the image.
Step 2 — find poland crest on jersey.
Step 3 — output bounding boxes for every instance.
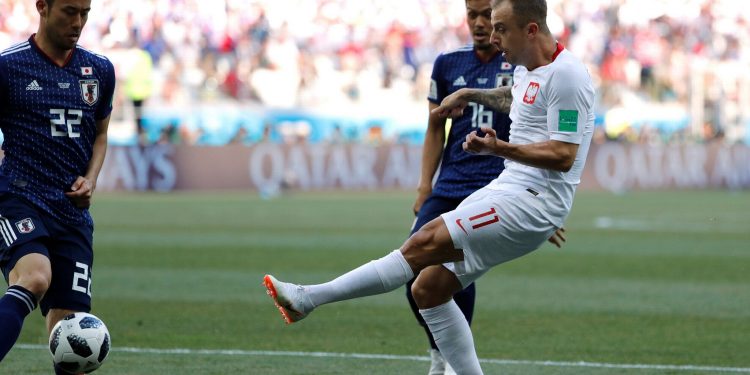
[79,79,99,106]
[523,82,540,104]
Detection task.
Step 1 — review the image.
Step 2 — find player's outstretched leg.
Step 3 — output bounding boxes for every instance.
[0,285,38,361]
[263,249,414,324]
[263,275,315,324]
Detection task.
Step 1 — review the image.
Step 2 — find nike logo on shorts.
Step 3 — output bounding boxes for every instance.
[455,219,468,235]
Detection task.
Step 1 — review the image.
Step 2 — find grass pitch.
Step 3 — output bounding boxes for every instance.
[3,190,749,374]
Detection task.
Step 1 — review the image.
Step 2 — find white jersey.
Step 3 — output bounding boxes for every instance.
[487,46,595,227]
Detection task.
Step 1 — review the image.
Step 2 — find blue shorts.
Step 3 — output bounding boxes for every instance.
[0,193,94,316]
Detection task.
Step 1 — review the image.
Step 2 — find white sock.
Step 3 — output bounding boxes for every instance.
[420,301,483,375]
[305,249,413,307]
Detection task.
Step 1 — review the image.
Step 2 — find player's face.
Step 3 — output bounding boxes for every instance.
[490,1,527,65]
[39,0,91,50]
[465,0,494,51]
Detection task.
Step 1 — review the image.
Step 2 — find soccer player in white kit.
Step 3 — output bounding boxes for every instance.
[263,0,594,373]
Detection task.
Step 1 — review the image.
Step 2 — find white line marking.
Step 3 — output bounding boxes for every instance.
[593,216,746,234]
[15,344,750,373]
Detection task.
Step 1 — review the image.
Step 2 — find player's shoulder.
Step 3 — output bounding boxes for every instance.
[75,45,114,69]
[1,40,31,55]
[433,45,475,73]
[438,44,475,60]
[0,40,32,62]
[547,50,595,99]
[75,45,116,82]
[548,51,591,87]
[552,50,588,78]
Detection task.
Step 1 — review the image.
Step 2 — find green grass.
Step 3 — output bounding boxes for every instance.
[3,190,750,374]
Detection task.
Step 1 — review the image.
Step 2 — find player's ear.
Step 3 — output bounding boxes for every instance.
[36,0,48,16]
[527,22,539,38]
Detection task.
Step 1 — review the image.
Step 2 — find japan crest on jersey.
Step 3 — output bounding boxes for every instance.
[15,218,35,234]
[79,79,99,106]
[495,73,513,88]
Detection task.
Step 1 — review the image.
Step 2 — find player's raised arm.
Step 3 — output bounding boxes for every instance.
[414,102,448,214]
[432,86,512,118]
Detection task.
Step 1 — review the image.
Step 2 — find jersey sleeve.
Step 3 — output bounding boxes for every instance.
[95,59,116,120]
[0,58,6,101]
[427,53,447,105]
[546,64,592,145]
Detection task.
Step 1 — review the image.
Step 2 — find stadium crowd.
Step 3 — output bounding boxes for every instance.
[1,0,748,145]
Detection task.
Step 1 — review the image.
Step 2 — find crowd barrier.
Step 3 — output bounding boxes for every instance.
[92,142,750,193]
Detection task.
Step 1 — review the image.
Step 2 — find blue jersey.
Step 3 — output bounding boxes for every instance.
[0,36,115,225]
[427,45,513,199]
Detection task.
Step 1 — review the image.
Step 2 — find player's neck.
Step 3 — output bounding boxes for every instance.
[33,32,73,66]
[474,46,499,64]
[525,36,558,71]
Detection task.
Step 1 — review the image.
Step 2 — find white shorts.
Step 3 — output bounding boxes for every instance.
[440,184,557,288]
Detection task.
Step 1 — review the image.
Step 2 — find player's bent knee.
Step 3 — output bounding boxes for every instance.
[410,282,429,307]
[15,271,51,299]
[402,221,459,271]
[401,230,438,270]
[9,252,53,298]
[410,279,453,309]
[406,228,435,251]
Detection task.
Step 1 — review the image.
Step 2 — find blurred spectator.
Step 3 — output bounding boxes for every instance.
[157,122,181,145]
[1,0,748,145]
[229,127,250,145]
[124,45,155,144]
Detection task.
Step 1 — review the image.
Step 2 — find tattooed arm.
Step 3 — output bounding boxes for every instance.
[431,86,512,118]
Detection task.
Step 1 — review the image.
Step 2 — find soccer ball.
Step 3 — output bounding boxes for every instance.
[49,312,111,374]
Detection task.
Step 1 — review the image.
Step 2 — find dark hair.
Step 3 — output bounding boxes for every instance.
[45,0,55,8]
[491,0,550,34]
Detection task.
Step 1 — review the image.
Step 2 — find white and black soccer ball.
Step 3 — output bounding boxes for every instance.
[49,312,111,374]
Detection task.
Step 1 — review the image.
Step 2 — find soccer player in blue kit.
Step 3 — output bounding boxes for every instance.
[408,0,512,373]
[0,1,115,373]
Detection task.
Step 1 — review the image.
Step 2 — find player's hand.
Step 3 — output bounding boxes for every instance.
[432,90,469,118]
[547,227,567,248]
[413,189,430,215]
[463,126,498,155]
[65,176,95,209]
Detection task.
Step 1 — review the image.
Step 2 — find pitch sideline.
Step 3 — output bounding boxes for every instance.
[16,344,750,373]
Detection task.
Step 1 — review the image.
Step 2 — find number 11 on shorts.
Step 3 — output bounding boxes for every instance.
[469,207,499,229]
[456,207,500,234]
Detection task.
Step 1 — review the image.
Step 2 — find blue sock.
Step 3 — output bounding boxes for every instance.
[453,282,476,325]
[0,285,38,362]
